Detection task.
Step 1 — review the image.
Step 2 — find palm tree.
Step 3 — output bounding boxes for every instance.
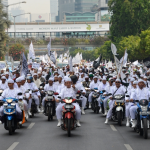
[0,1,11,60]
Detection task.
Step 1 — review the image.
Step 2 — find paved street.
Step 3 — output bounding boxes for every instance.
[0,110,150,150]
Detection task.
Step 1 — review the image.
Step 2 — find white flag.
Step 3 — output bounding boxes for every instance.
[111,43,117,55]
[29,41,35,60]
[69,56,73,72]
[80,53,83,60]
[120,49,128,66]
[114,56,120,71]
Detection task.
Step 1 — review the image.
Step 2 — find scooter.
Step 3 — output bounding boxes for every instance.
[112,94,125,126]
[136,99,150,139]
[60,97,80,137]
[45,91,58,121]
[3,98,18,135]
[91,88,100,114]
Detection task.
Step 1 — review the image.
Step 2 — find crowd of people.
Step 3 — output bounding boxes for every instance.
[0,61,150,129]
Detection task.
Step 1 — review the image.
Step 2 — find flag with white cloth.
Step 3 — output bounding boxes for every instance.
[29,41,35,60]
[120,49,128,66]
[111,43,117,55]
[69,56,73,71]
[20,52,28,77]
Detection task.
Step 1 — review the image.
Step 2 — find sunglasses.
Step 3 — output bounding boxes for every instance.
[115,82,121,83]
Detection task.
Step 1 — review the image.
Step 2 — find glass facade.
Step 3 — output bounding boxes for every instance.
[65,12,96,22]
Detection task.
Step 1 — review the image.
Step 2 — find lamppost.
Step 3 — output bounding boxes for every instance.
[13,13,30,43]
[4,1,26,33]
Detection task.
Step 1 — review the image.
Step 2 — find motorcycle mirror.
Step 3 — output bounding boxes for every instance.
[126,95,129,97]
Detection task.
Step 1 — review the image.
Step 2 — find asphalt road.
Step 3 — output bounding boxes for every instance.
[0,110,150,150]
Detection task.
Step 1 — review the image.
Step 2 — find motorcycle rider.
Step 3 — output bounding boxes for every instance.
[105,79,126,124]
[33,73,41,88]
[0,79,22,123]
[129,79,150,128]
[26,76,41,113]
[82,75,90,88]
[56,77,81,127]
[88,76,100,108]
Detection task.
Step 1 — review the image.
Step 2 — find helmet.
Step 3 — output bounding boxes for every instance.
[70,75,78,84]
[27,76,33,82]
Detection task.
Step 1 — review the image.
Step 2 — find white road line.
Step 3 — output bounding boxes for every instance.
[124,144,133,150]
[7,142,19,150]
[27,123,35,129]
[110,125,117,131]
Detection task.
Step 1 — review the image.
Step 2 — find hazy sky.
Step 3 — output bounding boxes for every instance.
[8,0,50,14]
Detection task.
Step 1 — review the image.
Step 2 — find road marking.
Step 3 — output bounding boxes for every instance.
[27,123,35,129]
[110,125,117,131]
[7,142,19,150]
[124,144,133,150]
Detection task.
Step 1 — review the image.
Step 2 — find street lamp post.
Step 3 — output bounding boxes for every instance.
[13,13,30,43]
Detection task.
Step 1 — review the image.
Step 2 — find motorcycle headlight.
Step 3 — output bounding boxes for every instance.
[11,103,16,106]
[3,103,8,107]
[141,105,148,112]
[114,95,122,99]
[6,99,13,103]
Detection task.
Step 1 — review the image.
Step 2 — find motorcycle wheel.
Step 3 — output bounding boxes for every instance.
[139,128,143,136]
[48,107,53,121]
[117,111,122,126]
[8,120,12,135]
[67,119,71,137]
[96,107,99,114]
[31,109,34,118]
[143,118,148,139]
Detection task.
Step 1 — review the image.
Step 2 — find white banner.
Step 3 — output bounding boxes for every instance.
[32,63,40,69]
[8,24,109,33]
[0,63,5,69]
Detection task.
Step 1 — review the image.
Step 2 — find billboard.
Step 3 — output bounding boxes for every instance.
[8,23,109,33]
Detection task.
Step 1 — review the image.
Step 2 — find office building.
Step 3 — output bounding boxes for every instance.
[31,13,49,22]
[50,0,58,22]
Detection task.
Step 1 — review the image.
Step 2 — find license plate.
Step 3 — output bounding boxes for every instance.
[115,100,124,103]
[47,96,53,99]
[140,111,150,115]
[65,105,73,109]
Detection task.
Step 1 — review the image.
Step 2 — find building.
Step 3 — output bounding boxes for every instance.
[75,0,98,12]
[50,0,58,22]
[58,0,75,22]
[64,12,96,22]
[10,6,28,22]
[97,0,110,21]
[31,14,50,23]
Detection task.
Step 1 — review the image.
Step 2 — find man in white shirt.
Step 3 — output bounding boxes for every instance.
[0,76,8,90]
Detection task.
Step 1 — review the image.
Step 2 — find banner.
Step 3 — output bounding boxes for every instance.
[111,43,117,55]
[20,52,28,77]
[32,63,40,69]
[0,63,5,69]
[69,56,73,72]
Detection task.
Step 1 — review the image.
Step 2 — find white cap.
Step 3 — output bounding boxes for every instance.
[65,77,71,82]
[16,77,21,83]
[93,76,98,79]
[7,79,14,83]
[33,73,37,76]
[130,78,135,82]
[48,77,54,81]
[133,81,138,84]
[1,76,6,79]
[138,79,146,84]
[102,76,107,81]
[5,72,9,75]
[115,79,121,82]
[58,75,62,78]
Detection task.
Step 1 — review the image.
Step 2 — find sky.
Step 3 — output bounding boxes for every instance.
[8,0,50,14]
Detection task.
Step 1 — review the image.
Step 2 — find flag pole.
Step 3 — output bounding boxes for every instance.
[113,54,118,74]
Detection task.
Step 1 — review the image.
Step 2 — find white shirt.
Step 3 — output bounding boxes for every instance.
[89,82,99,90]
[0,81,8,90]
[44,84,56,92]
[2,88,18,98]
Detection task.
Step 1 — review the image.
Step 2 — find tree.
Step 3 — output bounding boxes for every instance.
[9,44,25,61]
[0,2,11,60]
[109,0,150,42]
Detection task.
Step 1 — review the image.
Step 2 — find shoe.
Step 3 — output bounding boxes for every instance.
[57,120,61,127]
[25,111,29,120]
[103,109,107,116]
[19,121,22,125]
[105,118,108,124]
[28,109,31,116]
[89,102,91,108]
[76,120,81,127]
[99,107,102,113]
[81,107,85,115]
[126,118,130,127]
[0,121,2,124]
[37,105,41,113]
[40,106,44,113]
[132,120,137,128]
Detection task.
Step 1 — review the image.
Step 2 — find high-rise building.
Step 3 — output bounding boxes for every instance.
[1,0,8,11]
[58,0,75,22]
[50,0,58,22]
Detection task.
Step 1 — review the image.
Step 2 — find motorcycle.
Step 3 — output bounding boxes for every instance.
[60,97,80,137]
[91,88,100,114]
[0,89,4,107]
[85,87,91,109]
[45,91,58,121]
[136,99,150,139]
[39,84,45,108]
[3,98,18,135]
[112,94,125,126]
